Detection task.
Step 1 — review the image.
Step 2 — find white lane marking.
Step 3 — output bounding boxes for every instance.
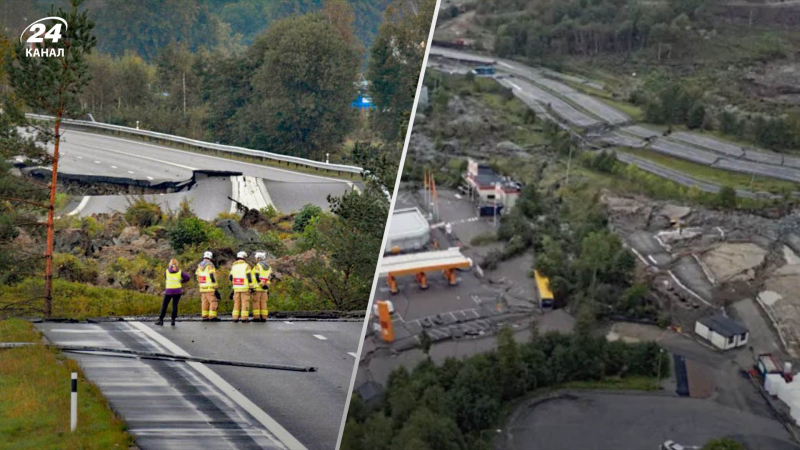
[111,165,117,169]
[348,352,357,358]
[128,321,306,450]
[667,270,712,307]
[127,171,134,174]
[146,176,154,180]
[67,196,90,216]
[69,130,349,184]
[94,160,101,164]
[284,321,293,324]
[79,142,198,171]
[313,335,327,341]
[647,255,658,265]
[76,156,83,159]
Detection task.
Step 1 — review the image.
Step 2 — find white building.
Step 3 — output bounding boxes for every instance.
[695,315,749,351]
[385,208,430,254]
[464,158,521,211]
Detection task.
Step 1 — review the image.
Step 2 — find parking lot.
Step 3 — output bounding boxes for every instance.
[503,392,796,450]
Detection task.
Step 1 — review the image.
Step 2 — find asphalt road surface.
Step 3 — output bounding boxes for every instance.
[37,320,363,450]
[53,130,354,216]
[503,392,796,450]
[429,46,800,187]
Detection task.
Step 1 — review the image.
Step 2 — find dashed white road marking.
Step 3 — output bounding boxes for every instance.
[111,165,117,169]
[313,335,327,341]
[94,160,101,164]
[128,321,306,450]
[347,352,357,358]
[127,171,134,174]
[146,176,154,180]
[76,156,83,159]
[284,321,293,324]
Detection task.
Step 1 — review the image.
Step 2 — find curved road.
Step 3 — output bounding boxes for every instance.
[429,46,800,190]
[53,130,356,218]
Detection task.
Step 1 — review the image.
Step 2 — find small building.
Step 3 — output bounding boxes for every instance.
[385,207,430,254]
[465,158,521,212]
[695,315,749,350]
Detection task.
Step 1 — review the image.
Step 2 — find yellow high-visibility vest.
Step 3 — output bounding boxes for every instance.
[230,261,251,292]
[165,269,182,290]
[251,262,272,291]
[196,264,217,293]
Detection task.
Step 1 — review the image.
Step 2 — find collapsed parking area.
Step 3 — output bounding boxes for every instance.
[503,392,796,450]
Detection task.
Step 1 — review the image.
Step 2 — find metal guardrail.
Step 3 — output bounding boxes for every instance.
[25,114,364,175]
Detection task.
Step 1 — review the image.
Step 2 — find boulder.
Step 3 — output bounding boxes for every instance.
[117,226,140,244]
[54,228,91,255]
[217,219,260,243]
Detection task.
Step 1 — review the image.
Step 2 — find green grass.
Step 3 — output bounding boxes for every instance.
[561,376,660,391]
[619,147,800,194]
[0,278,164,319]
[0,277,341,319]
[0,319,132,449]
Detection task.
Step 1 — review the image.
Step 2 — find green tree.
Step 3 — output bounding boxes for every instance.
[234,13,360,159]
[368,0,436,140]
[497,327,527,400]
[686,103,705,129]
[293,204,323,232]
[719,110,737,135]
[715,186,737,209]
[0,37,50,285]
[8,0,96,317]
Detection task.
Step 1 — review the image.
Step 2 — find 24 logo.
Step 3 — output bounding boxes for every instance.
[20,17,68,57]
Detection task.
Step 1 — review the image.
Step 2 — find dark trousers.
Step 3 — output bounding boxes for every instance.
[158,294,181,322]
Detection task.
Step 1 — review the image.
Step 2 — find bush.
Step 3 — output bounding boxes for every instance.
[260,204,279,220]
[293,204,323,232]
[80,217,101,238]
[168,217,210,252]
[53,254,98,283]
[125,198,163,228]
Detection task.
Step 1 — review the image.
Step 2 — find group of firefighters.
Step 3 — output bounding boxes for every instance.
[193,250,274,323]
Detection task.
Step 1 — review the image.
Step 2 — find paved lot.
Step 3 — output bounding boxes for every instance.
[503,392,796,450]
[37,320,362,450]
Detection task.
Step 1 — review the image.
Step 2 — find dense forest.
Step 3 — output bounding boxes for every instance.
[467,0,800,152]
[2,0,434,160]
[342,326,670,449]
[1,0,390,60]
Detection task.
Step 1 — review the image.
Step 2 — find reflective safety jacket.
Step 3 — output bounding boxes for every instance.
[251,261,272,291]
[196,262,218,293]
[165,269,184,290]
[229,260,252,292]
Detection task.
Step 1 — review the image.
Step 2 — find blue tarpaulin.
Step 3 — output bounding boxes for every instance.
[351,94,375,110]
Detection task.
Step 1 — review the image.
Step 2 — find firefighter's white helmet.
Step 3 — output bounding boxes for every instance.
[255,251,266,260]
[203,251,213,259]
[237,251,247,259]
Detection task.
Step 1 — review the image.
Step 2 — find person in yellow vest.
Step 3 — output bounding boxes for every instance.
[196,251,220,322]
[156,259,190,326]
[229,251,253,323]
[250,251,273,323]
